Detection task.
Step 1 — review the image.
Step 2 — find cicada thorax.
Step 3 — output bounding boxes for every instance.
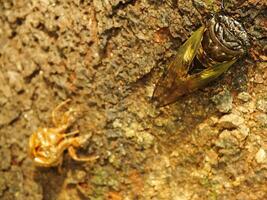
[196,14,249,68]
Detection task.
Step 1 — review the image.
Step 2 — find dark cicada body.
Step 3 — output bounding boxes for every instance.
[152,14,249,107]
[197,15,249,68]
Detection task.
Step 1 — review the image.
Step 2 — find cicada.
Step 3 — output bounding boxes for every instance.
[152,5,250,107]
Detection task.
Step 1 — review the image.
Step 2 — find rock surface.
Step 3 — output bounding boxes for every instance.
[0,0,266,199]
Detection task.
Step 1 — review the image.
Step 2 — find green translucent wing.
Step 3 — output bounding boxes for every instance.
[187,59,237,89]
[153,26,205,105]
[171,26,206,77]
[154,59,237,106]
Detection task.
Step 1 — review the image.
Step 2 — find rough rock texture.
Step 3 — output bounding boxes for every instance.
[0,0,266,199]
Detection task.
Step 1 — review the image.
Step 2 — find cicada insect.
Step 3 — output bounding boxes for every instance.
[152,4,250,107]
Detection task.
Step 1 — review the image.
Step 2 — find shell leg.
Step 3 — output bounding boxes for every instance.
[63,130,79,137]
[68,146,99,162]
[57,157,64,173]
[52,99,71,126]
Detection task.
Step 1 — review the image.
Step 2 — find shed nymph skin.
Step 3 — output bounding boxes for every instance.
[29,99,98,167]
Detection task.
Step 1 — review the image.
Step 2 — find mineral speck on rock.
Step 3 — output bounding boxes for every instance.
[255,113,267,127]
[7,71,25,93]
[211,89,233,113]
[0,103,21,127]
[255,148,266,164]
[0,172,7,197]
[216,130,239,149]
[237,92,251,102]
[218,114,245,129]
[0,147,11,170]
[256,98,267,113]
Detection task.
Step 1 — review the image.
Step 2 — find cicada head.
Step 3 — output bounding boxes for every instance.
[196,14,250,68]
[216,14,249,49]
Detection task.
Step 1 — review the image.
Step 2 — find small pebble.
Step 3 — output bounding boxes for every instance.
[218,114,245,129]
[255,113,267,127]
[211,89,233,113]
[237,92,251,102]
[256,98,267,113]
[255,148,266,164]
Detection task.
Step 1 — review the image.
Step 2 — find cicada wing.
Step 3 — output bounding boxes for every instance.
[153,26,205,105]
[155,59,237,107]
[186,59,237,89]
